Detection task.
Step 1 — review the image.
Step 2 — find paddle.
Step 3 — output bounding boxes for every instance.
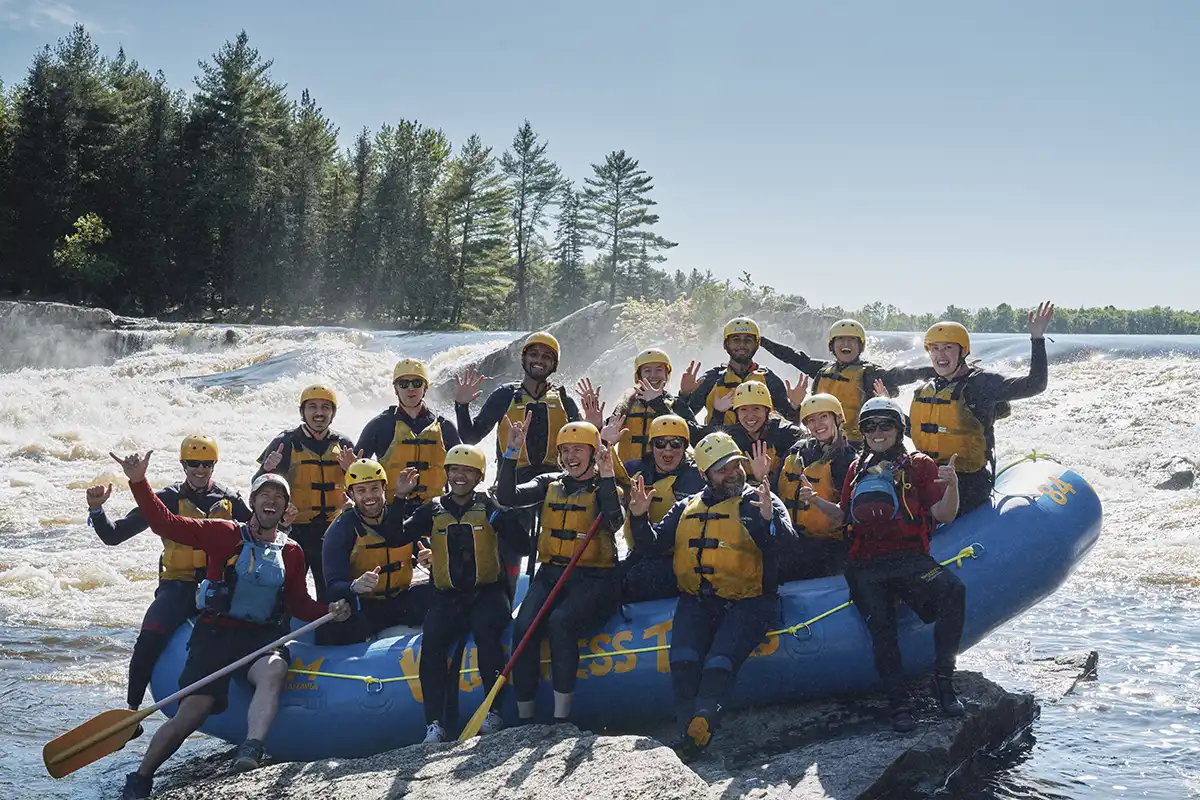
[458,513,604,740]
[43,612,336,779]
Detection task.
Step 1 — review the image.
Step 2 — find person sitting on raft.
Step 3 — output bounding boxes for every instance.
[375,444,530,743]
[912,302,1054,516]
[759,319,937,447]
[629,431,792,761]
[676,317,799,427]
[605,348,702,461]
[256,384,355,600]
[802,397,966,733]
[320,459,435,644]
[109,454,351,800]
[495,417,624,725]
[771,393,858,578]
[88,435,253,723]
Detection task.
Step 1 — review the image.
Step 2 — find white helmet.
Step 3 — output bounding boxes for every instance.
[858,397,906,428]
[250,473,291,504]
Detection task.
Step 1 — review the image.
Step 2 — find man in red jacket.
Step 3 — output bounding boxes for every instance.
[109,451,352,800]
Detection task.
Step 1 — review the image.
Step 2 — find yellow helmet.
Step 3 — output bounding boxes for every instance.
[828,319,866,352]
[694,432,749,473]
[732,381,773,411]
[800,393,844,422]
[345,458,388,489]
[722,317,761,343]
[924,321,971,357]
[556,421,599,450]
[180,435,218,462]
[633,347,672,382]
[300,384,337,409]
[392,358,430,384]
[444,444,487,477]
[522,331,560,361]
[648,414,689,441]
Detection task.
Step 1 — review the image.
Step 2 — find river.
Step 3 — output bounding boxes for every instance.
[1,318,1198,798]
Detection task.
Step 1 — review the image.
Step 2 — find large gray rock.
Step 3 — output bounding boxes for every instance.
[148,652,1097,800]
[1153,456,1196,491]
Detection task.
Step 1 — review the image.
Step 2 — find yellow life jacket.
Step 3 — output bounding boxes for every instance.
[673,494,763,600]
[286,438,347,526]
[777,442,842,540]
[160,496,232,581]
[621,470,679,550]
[704,367,768,427]
[813,363,867,442]
[538,480,616,569]
[380,417,447,503]
[498,385,571,470]
[349,520,414,599]
[617,396,658,463]
[910,378,988,473]
[428,496,501,591]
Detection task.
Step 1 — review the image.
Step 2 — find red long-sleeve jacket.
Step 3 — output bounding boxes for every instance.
[131,478,327,624]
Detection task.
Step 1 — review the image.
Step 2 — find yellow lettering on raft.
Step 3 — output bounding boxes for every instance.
[458,646,482,693]
[612,630,636,674]
[398,647,422,703]
[643,618,673,674]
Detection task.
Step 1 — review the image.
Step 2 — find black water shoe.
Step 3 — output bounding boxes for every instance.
[119,772,152,800]
[932,674,966,717]
[231,738,266,773]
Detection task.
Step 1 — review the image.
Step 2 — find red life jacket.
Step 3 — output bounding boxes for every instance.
[846,453,933,561]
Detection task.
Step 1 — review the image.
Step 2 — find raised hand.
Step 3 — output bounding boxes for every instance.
[628,474,658,517]
[680,360,702,396]
[1029,301,1055,338]
[712,390,734,413]
[634,378,664,403]
[394,466,421,498]
[750,440,771,481]
[796,474,818,503]
[785,374,809,408]
[338,447,365,472]
[749,479,774,520]
[282,503,298,527]
[600,412,629,446]
[109,451,152,483]
[595,441,616,478]
[576,377,605,427]
[86,483,113,510]
[936,454,960,486]
[261,442,286,472]
[350,566,381,595]
[416,547,433,569]
[505,411,532,454]
[873,378,888,398]
[455,366,487,405]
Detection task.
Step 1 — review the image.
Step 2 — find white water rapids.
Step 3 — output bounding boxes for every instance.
[2,320,1199,798]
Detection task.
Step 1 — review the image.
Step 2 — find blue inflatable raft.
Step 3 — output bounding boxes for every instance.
[151,457,1101,761]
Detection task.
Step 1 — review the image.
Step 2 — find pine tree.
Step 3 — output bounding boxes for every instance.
[552,184,587,318]
[283,89,338,316]
[500,121,562,328]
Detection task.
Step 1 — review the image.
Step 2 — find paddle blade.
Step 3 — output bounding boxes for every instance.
[458,675,507,741]
[43,708,141,778]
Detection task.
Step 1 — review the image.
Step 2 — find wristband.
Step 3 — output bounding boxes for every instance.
[503,447,522,460]
[88,507,104,516]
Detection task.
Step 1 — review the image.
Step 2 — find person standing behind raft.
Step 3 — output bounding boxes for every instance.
[257,385,355,600]
[109,454,351,800]
[391,445,529,744]
[354,359,461,505]
[722,380,806,483]
[803,397,965,733]
[759,319,937,447]
[676,317,798,427]
[321,459,435,644]
[628,431,792,761]
[609,348,701,460]
[912,302,1053,516]
[88,435,252,718]
[495,417,624,724]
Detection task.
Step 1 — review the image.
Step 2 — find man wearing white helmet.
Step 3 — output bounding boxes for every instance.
[109,453,351,800]
[812,397,966,734]
[628,431,793,762]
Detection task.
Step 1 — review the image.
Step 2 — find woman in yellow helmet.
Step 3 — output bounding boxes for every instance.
[759,319,937,446]
[912,302,1054,516]
[627,431,793,761]
[587,347,700,463]
[256,385,356,600]
[87,435,252,718]
[716,379,805,484]
[495,415,624,725]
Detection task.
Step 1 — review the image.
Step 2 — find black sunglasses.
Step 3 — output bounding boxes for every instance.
[182,460,215,468]
[859,420,898,433]
[652,438,685,450]
[394,378,426,389]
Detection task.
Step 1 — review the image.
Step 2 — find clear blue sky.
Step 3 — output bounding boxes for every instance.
[2,0,1197,312]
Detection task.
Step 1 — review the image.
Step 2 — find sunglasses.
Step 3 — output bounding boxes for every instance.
[394,379,426,389]
[183,460,215,468]
[859,420,898,433]
[652,438,685,451]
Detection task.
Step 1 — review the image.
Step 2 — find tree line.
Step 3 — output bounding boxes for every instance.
[0,26,694,329]
[823,301,1200,336]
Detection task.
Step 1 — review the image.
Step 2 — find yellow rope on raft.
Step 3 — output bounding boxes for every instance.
[995,449,1059,478]
[288,544,984,686]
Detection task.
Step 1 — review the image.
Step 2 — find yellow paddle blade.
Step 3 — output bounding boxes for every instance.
[458,675,507,741]
[43,707,146,778]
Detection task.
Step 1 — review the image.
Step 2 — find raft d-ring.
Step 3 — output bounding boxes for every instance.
[791,623,813,641]
[364,677,384,694]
